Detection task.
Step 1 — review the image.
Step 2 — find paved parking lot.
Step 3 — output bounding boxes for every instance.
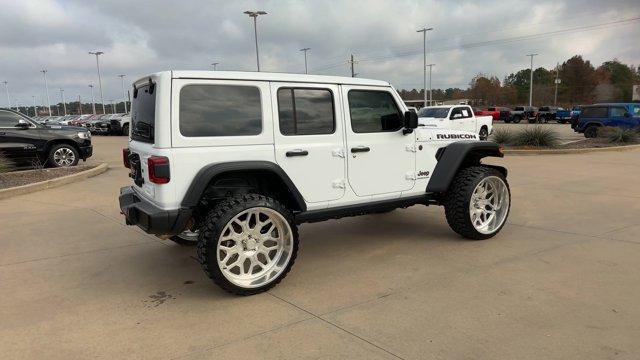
[1,136,639,359]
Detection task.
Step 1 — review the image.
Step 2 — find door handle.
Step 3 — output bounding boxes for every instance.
[351,146,370,153]
[286,149,308,157]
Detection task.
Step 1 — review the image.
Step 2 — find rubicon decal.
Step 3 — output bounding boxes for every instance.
[436,133,477,140]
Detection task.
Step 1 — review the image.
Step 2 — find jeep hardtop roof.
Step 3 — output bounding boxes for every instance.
[134,71,391,87]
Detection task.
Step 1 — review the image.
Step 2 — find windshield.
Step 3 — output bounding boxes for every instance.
[418,107,449,118]
[131,82,156,143]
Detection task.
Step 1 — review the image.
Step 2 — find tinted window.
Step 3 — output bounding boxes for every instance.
[418,107,449,118]
[514,107,524,111]
[539,107,549,111]
[450,107,472,119]
[581,107,608,118]
[277,88,335,135]
[348,90,402,133]
[610,107,627,117]
[131,83,156,143]
[180,85,262,137]
[0,110,23,127]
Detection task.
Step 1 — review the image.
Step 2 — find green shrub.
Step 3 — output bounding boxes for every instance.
[596,126,617,138]
[491,128,513,144]
[511,126,559,147]
[605,127,637,143]
[0,153,13,173]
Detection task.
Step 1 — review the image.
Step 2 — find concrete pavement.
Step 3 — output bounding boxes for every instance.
[1,136,639,359]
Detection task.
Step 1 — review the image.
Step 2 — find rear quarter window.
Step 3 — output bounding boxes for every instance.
[179,85,262,137]
[581,107,608,118]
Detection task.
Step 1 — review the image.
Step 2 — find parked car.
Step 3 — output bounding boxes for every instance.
[418,105,493,140]
[119,70,510,295]
[555,108,573,123]
[570,106,583,119]
[85,114,113,135]
[572,103,640,138]
[110,114,130,135]
[0,108,92,168]
[508,106,538,123]
[538,106,563,123]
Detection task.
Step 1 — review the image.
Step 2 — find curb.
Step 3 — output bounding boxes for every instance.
[0,163,109,200]
[503,143,640,156]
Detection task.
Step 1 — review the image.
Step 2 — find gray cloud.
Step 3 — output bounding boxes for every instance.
[1,0,638,109]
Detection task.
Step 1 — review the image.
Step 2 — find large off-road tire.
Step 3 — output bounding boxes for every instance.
[47,143,80,167]
[584,125,599,138]
[443,166,511,240]
[197,194,298,295]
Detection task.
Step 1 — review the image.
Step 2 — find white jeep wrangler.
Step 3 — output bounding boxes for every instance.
[120,71,511,295]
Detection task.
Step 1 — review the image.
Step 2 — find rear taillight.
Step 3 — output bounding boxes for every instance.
[123,148,131,168]
[148,156,170,184]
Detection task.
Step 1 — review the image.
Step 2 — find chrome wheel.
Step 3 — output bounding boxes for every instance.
[469,176,510,234]
[53,147,76,167]
[177,229,199,242]
[217,207,293,289]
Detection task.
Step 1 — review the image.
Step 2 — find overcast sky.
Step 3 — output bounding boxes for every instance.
[1,0,639,108]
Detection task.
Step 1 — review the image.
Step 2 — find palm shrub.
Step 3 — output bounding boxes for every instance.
[604,127,637,143]
[491,128,513,145]
[511,126,559,148]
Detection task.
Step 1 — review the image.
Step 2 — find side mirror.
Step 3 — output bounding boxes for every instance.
[404,111,418,129]
[15,121,29,130]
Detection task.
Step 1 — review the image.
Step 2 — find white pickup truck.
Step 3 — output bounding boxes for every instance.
[418,105,493,140]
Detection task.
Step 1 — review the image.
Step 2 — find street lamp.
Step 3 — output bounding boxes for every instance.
[211,62,219,71]
[426,64,435,106]
[244,10,267,71]
[300,48,310,74]
[41,69,52,116]
[2,81,10,109]
[60,88,67,115]
[117,75,128,113]
[417,27,433,108]
[89,51,106,114]
[32,96,37,117]
[526,53,538,107]
[88,84,96,115]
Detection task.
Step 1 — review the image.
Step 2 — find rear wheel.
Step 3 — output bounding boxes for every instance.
[121,123,129,136]
[444,166,510,240]
[197,194,298,295]
[584,125,599,138]
[512,116,521,124]
[479,127,489,141]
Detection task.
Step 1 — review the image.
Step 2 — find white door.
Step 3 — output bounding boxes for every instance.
[272,83,346,203]
[342,86,415,196]
[449,106,475,133]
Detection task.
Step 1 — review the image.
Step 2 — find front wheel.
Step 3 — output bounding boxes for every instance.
[197,194,298,295]
[584,125,598,138]
[444,166,511,240]
[48,144,80,167]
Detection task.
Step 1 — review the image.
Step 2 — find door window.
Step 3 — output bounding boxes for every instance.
[277,88,335,135]
[348,90,402,133]
[0,110,23,127]
[610,107,627,117]
[581,107,607,118]
[450,107,471,119]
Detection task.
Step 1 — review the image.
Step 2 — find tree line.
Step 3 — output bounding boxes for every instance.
[399,55,640,107]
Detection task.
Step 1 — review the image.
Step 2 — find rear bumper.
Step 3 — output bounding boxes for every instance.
[119,186,192,235]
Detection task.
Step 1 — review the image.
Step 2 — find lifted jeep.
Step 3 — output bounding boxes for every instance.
[119,71,511,295]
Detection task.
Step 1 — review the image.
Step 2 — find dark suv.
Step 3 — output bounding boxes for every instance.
[0,108,93,168]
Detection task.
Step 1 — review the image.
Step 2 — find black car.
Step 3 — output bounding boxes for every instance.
[0,108,93,168]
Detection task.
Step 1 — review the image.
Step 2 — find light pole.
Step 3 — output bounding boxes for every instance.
[526,53,538,107]
[60,88,67,115]
[417,27,433,108]
[554,62,560,106]
[89,84,96,115]
[300,48,310,74]
[244,10,267,71]
[211,62,219,71]
[32,96,37,117]
[89,51,106,114]
[117,75,128,113]
[110,100,116,114]
[2,81,10,109]
[78,95,82,115]
[426,64,435,106]
[41,69,52,115]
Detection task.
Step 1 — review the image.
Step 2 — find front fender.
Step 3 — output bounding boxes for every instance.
[426,141,504,193]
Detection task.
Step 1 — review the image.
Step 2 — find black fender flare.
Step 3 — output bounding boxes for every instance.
[181,161,307,211]
[426,141,505,193]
